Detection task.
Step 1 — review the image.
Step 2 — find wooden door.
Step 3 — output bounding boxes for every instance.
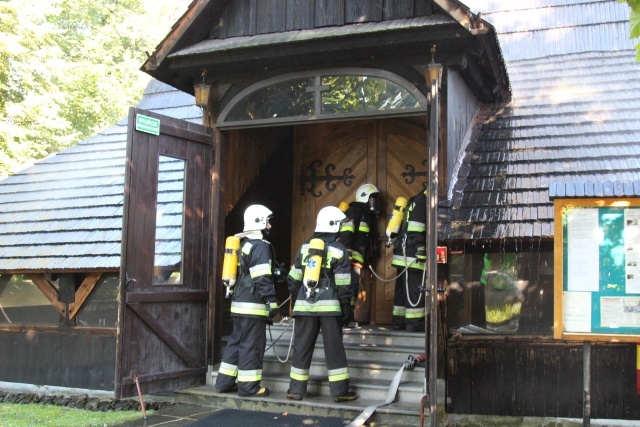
[292,119,426,324]
[377,119,428,324]
[116,108,213,398]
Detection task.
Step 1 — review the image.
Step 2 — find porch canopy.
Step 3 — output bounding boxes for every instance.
[141,0,510,110]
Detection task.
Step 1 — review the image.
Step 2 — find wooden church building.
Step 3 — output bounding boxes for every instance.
[0,0,639,424]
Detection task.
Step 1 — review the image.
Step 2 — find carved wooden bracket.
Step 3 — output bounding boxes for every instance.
[29,274,67,317]
[29,272,102,320]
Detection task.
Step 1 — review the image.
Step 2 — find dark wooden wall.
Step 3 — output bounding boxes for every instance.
[0,327,116,391]
[215,0,434,38]
[447,338,640,420]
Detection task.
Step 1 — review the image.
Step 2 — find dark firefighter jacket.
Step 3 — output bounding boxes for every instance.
[230,237,277,320]
[338,201,377,266]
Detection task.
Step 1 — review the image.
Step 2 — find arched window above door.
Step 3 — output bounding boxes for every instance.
[217,68,427,129]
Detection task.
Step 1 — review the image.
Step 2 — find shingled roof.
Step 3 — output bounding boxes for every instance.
[0,82,201,271]
[442,0,640,241]
[0,0,638,270]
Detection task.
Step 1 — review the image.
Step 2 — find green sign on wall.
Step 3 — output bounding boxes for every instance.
[135,114,160,136]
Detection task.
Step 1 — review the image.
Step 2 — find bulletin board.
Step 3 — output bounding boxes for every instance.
[554,198,640,342]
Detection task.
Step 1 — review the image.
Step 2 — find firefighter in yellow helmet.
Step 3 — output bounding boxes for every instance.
[390,189,427,332]
[215,204,278,397]
[286,206,357,402]
[338,183,381,327]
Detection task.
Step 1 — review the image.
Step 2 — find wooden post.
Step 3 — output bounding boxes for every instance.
[425,54,441,427]
[583,342,591,427]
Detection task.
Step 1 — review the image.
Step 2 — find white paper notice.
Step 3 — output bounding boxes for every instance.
[563,291,592,332]
[600,296,640,328]
[624,209,640,294]
[567,209,599,292]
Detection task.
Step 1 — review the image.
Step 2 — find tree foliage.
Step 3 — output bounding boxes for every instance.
[621,0,640,60]
[0,0,191,177]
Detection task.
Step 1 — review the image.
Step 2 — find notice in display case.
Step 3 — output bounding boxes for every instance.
[554,198,640,342]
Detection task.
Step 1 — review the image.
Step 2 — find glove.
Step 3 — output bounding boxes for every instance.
[416,246,426,261]
[267,302,279,320]
[341,302,354,326]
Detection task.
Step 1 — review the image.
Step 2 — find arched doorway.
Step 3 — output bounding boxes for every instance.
[217,68,429,324]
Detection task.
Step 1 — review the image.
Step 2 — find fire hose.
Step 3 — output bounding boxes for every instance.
[347,354,426,427]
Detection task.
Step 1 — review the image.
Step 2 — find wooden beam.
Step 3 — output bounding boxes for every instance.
[432,0,488,35]
[28,274,66,317]
[120,366,207,386]
[68,272,102,320]
[477,34,511,102]
[142,0,230,72]
[126,290,208,303]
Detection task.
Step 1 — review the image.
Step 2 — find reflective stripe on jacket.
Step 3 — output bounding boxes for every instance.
[230,239,276,320]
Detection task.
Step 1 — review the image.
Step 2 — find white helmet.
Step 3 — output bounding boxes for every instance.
[355,183,380,203]
[315,206,346,233]
[243,204,273,232]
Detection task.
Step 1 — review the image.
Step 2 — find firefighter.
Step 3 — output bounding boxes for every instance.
[215,204,279,397]
[286,206,358,402]
[390,189,427,332]
[338,183,381,327]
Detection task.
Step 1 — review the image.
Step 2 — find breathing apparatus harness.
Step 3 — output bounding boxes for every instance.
[267,238,333,363]
[302,238,330,301]
[368,195,424,307]
[221,236,241,298]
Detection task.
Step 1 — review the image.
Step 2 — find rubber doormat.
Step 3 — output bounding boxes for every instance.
[186,408,351,427]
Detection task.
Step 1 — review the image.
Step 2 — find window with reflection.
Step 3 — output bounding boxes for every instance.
[153,155,186,285]
[0,274,59,325]
[226,78,315,121]
[321,75,421,114]
[219,69,427,127]
[447,251,554,336]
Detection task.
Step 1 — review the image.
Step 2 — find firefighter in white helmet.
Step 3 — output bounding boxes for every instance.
[338,183,381,327]
[286,206,357,402]
[215,204,278,397]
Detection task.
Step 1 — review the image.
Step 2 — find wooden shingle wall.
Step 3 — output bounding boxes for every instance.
[215,0,434,38]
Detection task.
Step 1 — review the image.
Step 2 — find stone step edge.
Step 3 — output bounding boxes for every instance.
[260,355,427,376]
[176,385,425,417]
[264,339,426,354]
[210,371,425,391]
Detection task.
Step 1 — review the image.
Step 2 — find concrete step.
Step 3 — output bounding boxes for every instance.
[266,321,426,348]
[264,325,426,364]
[213,324,431,407]
[261,353,426,382]
[174,384,431,426]
[267,339,425,364]
[210,369,427,403]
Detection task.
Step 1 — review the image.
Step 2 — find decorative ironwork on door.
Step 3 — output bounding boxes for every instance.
[300,160,355,197]
[402,160,428,190]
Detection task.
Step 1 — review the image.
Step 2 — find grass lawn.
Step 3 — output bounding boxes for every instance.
[0,402,151,427]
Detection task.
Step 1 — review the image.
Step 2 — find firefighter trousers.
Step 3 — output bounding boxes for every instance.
[393,268,426,332]
[288,315,350,397]
[215,316,267,396]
